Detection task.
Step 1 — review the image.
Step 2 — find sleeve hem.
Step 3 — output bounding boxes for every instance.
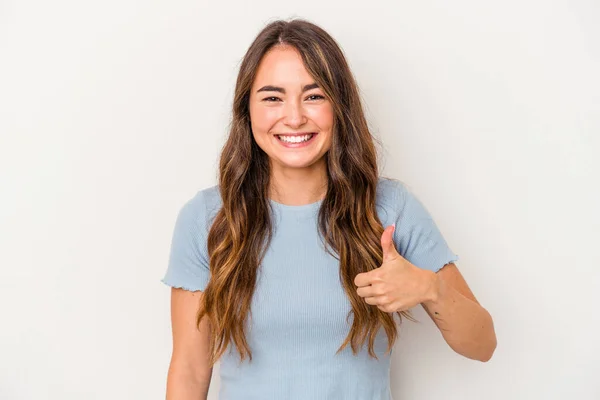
[432,255,460,273]
[160,277,207,292]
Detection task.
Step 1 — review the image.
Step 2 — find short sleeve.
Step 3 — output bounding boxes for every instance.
[393,184,459,273]
[161,192,211,292]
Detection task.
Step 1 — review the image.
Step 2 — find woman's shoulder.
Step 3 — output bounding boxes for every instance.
[177,184,222,226]
[376,176,410,208]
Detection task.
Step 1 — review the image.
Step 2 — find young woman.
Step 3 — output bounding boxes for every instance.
[162,18,496,400]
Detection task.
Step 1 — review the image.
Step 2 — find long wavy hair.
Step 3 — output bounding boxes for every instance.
[197,18,415,367]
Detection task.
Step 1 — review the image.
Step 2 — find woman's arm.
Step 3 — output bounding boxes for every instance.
[422,263,497,362]
[355,225,497,362]
[166,288,213,400]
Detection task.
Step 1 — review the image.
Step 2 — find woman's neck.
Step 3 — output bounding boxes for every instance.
[269,161,328,206]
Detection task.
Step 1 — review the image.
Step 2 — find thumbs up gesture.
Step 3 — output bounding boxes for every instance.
[354,224,437,313]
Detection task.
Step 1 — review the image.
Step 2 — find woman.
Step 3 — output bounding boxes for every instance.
[162,18,496,400]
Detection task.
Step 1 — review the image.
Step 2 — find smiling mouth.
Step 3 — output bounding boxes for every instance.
[275,133,316,143]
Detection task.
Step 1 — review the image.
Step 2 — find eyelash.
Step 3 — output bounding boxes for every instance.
[262,94,325,102]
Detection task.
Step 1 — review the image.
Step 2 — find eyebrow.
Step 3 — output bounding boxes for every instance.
[256,83,320,94]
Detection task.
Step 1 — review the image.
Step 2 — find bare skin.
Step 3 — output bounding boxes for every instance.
[354,225,497,362]
[165,289,213,400]
[248,45,333,205]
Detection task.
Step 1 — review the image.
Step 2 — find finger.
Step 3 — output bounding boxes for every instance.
[356,285,379,298]
[364,296,381,306]
[377,304,396,313]
[354,272,373,287]
[381,224,400,263]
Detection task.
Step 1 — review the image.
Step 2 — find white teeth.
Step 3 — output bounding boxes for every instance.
[278,134,314,143]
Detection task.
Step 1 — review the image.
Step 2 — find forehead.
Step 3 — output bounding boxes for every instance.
[252,46,315,88]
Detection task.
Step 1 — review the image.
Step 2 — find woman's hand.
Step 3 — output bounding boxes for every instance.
[354,224,439,313]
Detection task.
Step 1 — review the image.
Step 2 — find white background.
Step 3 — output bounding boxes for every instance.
[1,1,599,399]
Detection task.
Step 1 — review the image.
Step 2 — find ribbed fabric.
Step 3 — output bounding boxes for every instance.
[161,177,459,400]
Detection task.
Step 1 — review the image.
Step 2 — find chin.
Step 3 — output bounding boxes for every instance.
[273,155,324,170]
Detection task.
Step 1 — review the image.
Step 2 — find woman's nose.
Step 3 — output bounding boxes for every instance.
[282,101,307,128]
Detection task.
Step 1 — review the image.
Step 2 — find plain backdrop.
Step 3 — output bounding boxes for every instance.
[1,0,599,399]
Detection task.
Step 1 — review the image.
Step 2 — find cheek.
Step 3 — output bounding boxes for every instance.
[250,105,279,133]
[308,104,334,131]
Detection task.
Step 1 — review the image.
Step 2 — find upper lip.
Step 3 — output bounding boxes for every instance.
[275,132,317,136]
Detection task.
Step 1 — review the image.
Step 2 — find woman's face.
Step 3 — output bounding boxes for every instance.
[249,46,334,172]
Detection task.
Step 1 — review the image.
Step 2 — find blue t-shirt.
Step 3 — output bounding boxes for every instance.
[162,177,459,400]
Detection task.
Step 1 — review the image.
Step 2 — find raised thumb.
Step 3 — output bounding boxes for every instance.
[381,224,399,262]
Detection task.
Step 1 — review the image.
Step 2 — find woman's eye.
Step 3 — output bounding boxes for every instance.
[306,94,325,101]
[263,96,281,102]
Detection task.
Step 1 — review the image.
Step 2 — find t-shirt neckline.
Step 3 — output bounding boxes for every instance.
[268,198,323,212]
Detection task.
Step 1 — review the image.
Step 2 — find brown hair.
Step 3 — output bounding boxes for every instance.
[197,18,415,367]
